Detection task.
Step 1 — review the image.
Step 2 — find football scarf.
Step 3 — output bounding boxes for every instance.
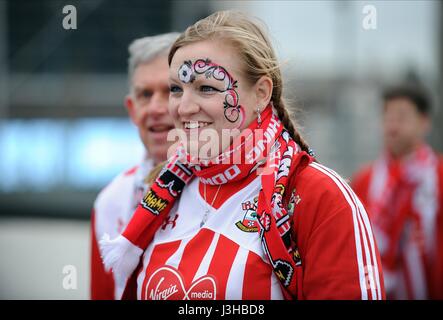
[100,105,312,299]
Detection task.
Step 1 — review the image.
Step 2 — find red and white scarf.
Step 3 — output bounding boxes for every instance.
[100,105,312,299]
[368,144,439,299]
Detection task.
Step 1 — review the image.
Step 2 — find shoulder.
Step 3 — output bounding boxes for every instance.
[92,164,142,238]
[94,165,139,209]
[294,162,353,204]
[437,153,443,170]
[435,154,443,196]
[291,162,365,231]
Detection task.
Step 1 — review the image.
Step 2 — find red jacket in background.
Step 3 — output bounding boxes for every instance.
[351,146,443,299]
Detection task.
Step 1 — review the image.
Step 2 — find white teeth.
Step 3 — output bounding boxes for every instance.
[184,122,210,129]
[186,122,199,129]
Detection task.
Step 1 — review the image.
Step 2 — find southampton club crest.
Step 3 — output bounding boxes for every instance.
[236,197,259,233]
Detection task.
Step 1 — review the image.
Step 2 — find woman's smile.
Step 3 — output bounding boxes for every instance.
[183,121,213,130]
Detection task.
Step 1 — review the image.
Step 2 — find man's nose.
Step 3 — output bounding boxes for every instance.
[146,93,169,116]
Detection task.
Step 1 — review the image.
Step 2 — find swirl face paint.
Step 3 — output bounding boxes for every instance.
[178,61,195,84]
[178,58,244,126]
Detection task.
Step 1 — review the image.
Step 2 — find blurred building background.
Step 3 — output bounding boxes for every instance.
[0,0,441,299]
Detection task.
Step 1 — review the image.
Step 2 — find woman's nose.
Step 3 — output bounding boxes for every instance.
[177,92,200,117]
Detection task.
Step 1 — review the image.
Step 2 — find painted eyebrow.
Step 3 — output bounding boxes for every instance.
[195,79,226,91]
[168,76,181,83]
[169,74,222,85]
[175,76,226,91]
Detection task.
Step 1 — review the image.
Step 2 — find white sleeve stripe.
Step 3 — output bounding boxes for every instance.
[356,205,378,299]
[310,163,367,299]
[312,163,382,299]
[328,166,382,299]
[355,196,383,299]
[319,165,381,299]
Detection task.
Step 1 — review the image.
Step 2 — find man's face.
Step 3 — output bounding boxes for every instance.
[383,97,430,157]
[126,56,175,164]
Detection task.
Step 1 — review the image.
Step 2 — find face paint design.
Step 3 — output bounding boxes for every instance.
[237,106,245,129]
[177,58,242,124]
[178,61,195,84]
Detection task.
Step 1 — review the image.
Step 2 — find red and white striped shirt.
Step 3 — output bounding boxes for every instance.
[132,162,385,300]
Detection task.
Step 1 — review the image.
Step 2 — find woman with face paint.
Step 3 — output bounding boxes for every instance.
[100,11,386,300]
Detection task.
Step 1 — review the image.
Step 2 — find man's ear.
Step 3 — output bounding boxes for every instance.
[125,94,138,125]
[254,75,273,110]
[421,114,432,137]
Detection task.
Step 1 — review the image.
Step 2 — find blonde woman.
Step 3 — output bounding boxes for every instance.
[101,11,385,300]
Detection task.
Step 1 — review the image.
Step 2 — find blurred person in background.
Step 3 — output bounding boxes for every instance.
[352,85,443,299]
[90,32,179,299]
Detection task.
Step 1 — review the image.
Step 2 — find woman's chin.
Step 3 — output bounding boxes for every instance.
[184,142,221,161]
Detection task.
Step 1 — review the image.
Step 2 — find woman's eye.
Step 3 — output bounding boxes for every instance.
[169,85,182,93]
[200,85,219,93]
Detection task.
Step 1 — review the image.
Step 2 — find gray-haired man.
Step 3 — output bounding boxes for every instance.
[90,33,179,300]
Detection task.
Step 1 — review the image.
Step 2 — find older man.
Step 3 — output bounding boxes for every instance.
[90,33,179,299]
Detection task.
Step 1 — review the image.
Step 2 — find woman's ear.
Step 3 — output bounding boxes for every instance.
[254,75,273,110]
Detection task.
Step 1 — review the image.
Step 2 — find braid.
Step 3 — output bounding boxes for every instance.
[274,98,314,157]
[145,160,167,186]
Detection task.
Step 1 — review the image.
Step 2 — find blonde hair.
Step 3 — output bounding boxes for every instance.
[168,10,311,153]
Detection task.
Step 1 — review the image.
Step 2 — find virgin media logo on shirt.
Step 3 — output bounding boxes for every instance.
[145,266,217,300]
